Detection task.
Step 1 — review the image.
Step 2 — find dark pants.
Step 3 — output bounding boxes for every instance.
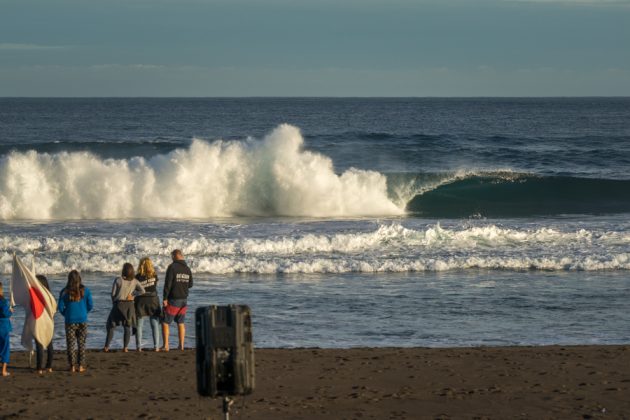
[65,323,87,368]
[105,325,131,349]
[35,341,54,370]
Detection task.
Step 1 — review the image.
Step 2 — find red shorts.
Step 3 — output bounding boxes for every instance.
[163,300,187,324]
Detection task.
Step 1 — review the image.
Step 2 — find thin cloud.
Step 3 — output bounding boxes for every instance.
[0,43,70,51]
[506,0,630,4]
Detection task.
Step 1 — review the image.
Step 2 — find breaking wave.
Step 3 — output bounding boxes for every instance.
[0,124,402,219]
[2,124,629,220]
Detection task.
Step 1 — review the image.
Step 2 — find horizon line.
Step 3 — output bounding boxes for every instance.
[2,95,630,99]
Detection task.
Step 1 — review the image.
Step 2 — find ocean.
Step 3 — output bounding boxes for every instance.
[1,97,629,350]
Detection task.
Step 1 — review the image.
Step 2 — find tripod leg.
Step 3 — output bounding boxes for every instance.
[222,396,234,420]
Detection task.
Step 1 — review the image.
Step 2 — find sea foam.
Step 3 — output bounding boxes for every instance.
[2,223,629,274]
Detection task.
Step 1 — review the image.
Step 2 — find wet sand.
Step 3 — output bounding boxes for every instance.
[1,346,629,419]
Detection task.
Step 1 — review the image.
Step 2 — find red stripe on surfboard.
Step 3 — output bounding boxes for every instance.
[29,287,46,319]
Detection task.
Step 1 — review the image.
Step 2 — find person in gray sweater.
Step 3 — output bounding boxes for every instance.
[103,263,145,352]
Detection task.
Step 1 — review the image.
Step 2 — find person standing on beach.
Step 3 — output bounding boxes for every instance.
[0,282,13,377]
[58,270,93,373]
[162,249,193,351]
[135,257,161,352]
[35,274,54,374]
[104,263,145,353]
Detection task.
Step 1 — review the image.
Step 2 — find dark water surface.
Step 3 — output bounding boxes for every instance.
[1,98,629,348]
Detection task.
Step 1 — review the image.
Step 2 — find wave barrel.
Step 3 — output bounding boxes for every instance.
[406,175,630,218]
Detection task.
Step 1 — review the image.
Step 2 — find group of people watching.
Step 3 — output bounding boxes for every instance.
[0,249,193,376]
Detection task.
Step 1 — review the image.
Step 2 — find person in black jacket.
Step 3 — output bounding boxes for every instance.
[161,249,193,351]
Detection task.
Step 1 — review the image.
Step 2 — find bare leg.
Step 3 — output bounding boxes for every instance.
[2,362,8,376]
[177,323,185,350]
[161,322,170,351]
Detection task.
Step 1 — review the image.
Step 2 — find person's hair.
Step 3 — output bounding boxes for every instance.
[137,257,156,279]
[66,270,84,302]
[171,249,183,260]
[36,274,50,291]
[121,262,135,280]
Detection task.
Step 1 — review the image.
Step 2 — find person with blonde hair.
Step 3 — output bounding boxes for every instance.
[0,282,13,377]
[134,257,161,351]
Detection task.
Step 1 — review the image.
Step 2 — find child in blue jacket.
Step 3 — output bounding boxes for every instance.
[0,282,13,377]
[58,270,93,373]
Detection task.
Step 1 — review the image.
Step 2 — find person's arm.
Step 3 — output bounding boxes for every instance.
[188,269,193,289]
[85,288,93,313]
[0,299,10,318]
[58,292,66,316]
[163,266,173,306]
[134,279,146,296]
[111,277,120,303]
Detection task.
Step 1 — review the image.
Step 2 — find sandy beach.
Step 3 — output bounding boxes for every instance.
[1,345,629,419]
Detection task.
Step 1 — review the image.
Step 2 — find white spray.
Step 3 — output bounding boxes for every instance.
[0,124,404,220]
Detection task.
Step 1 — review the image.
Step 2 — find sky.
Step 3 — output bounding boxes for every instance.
[0,0,629,96]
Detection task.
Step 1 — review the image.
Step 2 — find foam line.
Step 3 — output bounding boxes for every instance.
[2,223,628,274]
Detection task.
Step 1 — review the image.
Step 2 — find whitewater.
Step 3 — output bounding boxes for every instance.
[3,123,629,221]
[1,221,630,275]
[0,124,402,219]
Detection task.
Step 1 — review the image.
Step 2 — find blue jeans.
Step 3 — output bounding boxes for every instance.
[136,316,160,349]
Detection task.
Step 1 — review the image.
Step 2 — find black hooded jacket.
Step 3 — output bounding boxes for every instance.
[163,260,193,301]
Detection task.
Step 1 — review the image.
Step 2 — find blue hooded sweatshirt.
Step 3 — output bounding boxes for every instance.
[58,287,93,324]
